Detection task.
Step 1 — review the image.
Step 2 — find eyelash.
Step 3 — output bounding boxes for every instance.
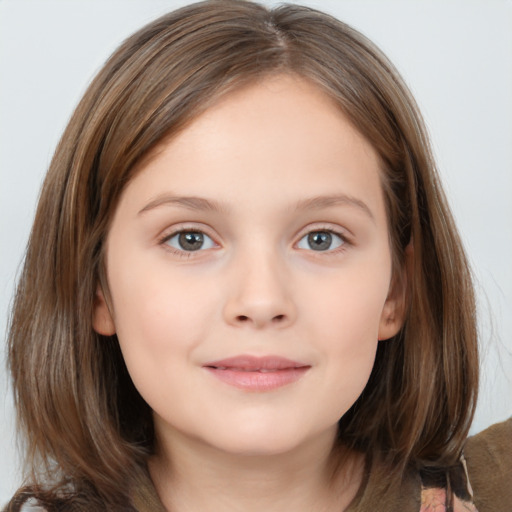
[158,227,217,259]
[158,225,351,257]
[296,228,350,255]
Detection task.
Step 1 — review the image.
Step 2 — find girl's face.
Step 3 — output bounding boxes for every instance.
[94,74,404,457]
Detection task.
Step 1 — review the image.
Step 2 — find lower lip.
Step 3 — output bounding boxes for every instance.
[204,367,310,391]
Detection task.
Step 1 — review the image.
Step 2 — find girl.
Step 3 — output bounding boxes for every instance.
[4,1,511,510]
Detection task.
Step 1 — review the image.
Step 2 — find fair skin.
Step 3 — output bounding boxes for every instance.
[94,74,405,511]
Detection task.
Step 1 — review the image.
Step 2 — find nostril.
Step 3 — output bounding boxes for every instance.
[233,314,286,324]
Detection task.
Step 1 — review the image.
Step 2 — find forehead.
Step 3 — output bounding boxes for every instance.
[137,73,379,171]
[116,74,386,224]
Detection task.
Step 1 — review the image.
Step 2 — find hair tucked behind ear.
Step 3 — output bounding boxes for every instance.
[7,0,478,507]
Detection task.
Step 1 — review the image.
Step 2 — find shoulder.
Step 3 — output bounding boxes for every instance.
[1,497,48,512]
[464,417,512,511]
[2,488,134,512]
[19,501,47,512]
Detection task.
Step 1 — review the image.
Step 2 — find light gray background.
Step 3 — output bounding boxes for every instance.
[1,0,511,503]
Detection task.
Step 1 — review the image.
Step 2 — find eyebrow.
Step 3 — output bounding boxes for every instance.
[294,194,375,221]
[138,193,374,220]
[138,195,228,215]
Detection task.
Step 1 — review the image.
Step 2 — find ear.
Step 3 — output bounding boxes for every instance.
[92,286,116,336]
[378,244,413,341]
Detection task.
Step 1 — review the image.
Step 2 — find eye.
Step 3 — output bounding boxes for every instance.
[164,230,216,252]
[297,230,345,252]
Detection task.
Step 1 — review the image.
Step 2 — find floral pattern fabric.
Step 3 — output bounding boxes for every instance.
[420,486,478,512]
[420,454,478,512]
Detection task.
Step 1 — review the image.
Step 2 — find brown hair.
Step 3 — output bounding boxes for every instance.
[7,0,478,508]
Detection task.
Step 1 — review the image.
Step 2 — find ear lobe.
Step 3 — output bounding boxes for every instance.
[92,286,116,336]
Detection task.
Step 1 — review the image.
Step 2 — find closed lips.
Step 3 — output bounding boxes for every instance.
[203,356,311,391]
[209,366,299,372]
[203,355,310,371]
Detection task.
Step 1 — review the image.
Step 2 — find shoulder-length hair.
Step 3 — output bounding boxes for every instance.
[7,0,478,507]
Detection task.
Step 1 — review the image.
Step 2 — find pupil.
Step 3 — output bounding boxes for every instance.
[179,232,204,251]
[308,232,332,251]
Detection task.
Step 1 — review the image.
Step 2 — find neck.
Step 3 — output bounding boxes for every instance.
[148,427,364,512]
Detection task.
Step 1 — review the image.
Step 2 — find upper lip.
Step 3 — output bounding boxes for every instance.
[203,355,310,371]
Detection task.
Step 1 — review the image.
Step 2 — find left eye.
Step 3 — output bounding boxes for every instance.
[164,231,216,252]
[297,231,344,252]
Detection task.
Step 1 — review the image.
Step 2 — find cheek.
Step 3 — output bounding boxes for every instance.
[106,257,220,383]
[300,263,390,409]
[107,273,220,417]
[304,262,390,342]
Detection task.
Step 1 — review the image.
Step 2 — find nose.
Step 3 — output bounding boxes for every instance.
[222,248,296,329]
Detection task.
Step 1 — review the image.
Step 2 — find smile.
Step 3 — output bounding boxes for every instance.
[203,355,311,391]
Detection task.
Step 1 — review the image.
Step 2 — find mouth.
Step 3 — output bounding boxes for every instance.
[203,355,311,391]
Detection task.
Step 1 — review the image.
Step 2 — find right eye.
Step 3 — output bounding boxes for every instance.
[296,230,345,252]
[163,230,217,252]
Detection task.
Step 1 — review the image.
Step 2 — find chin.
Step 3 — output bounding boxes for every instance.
[200,422,331,458]
[212,436,305,457]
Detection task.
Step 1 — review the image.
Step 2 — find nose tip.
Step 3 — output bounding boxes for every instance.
[223,257,296,329]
